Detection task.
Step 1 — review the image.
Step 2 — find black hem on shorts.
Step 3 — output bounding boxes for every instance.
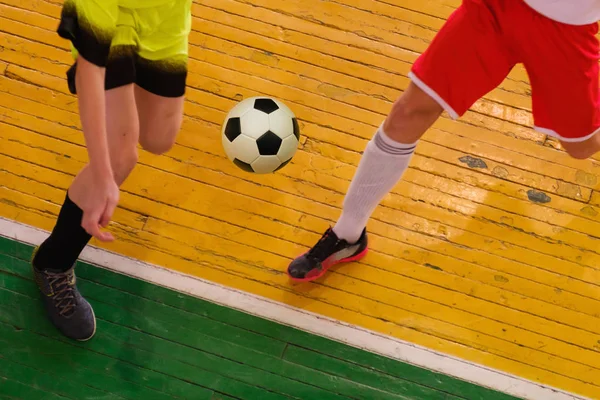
[135,57,187,98]
[105,46,138,92]
[65,55,187,97]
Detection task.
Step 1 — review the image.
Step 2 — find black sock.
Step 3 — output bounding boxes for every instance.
[33,192,92,272]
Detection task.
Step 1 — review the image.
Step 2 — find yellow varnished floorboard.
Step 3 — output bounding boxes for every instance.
[1,0,600,398]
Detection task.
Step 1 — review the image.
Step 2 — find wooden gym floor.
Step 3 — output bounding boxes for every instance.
[0,232,519,399]
[1,0,599,398]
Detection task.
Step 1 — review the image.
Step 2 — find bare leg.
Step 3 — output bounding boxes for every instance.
[69,84,140,208]
[383,82,445,144]
[135,85,184,155]
[106,84,140,184]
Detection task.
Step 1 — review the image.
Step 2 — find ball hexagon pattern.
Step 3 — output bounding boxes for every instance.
[256,131,282,156]
[221,96,300,174]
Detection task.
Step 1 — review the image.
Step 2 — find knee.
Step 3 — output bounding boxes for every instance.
[139,113,182,155]
[390,93,443,125]
[139,126,179,155]
[383,86,443,143]
[112,146,139,185]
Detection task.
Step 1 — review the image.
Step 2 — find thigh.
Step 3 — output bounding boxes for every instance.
[560,134,600,160]
[521,18,600,142]
[105,84,140,185]
[384,82,444,144]
[135,86,184,154]
[133,1,190,154]
[409,0,516,119]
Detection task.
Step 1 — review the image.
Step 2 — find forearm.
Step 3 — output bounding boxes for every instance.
[75,55,112,179]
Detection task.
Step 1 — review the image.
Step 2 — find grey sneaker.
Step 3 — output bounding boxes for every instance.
[32,261,96,341]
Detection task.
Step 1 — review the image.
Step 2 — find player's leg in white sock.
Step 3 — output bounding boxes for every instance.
[286,83,443,282]
[333,82,443,243]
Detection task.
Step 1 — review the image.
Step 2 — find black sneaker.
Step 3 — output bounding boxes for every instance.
[32,260,96,341]
[287,228,368,282]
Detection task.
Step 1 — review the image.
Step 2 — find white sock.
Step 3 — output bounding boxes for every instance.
[333,125,417,243]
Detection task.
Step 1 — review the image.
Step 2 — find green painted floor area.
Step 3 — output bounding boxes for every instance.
[0,235,520,400]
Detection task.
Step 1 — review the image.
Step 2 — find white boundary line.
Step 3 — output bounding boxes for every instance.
[0,217,590,400]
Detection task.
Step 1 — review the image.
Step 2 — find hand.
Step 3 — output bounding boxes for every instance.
[68,164,119,242]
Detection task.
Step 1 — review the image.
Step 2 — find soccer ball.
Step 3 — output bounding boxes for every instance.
[221,96,300,174]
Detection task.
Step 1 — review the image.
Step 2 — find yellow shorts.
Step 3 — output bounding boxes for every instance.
[57,0,192,97]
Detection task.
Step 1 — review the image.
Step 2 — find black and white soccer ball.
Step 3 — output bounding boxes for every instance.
[222,96,300,174]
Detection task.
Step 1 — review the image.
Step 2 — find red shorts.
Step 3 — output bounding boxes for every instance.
[410,0,600,142]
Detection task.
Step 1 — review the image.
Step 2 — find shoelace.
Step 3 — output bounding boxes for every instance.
[307,230,342,262]
[45,271,77,317]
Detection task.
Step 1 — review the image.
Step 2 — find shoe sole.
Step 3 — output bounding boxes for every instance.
[287,247,369,283]
[76,306,97,342]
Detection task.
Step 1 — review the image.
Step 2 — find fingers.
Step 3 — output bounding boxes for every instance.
[101,190,118,225]
[82,211,106,241]
[99,193,118,241]
[84,221,114,242]
[82,208,115,242]
[99,207,111,228]
[99,231,115,242]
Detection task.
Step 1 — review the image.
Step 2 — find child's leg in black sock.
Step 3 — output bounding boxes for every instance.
[33,192,92,272]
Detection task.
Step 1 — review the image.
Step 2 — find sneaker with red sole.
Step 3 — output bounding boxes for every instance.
[287,228,368,282]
